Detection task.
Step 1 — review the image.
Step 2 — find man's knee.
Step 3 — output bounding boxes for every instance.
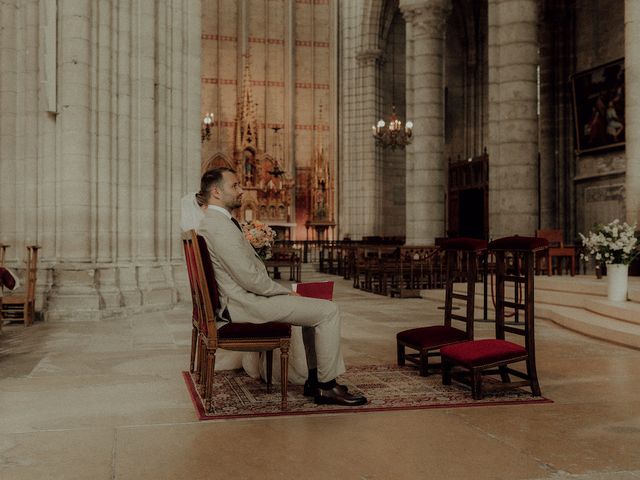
[320,300,339,321]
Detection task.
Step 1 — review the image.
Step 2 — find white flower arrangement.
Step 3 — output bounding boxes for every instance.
[579,219,639,265]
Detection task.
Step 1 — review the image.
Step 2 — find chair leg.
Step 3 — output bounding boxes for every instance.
[280,345,289,410]
[499,365,510,383]
[196,338,206,385]
[25,302,32,326]
[442,359,452,385]
[471,368,482,400]
[266,350,273,393]
[189,326,198,373]
[570,255,576,276]
[397,343,405,366]
[204,349,216,413]
[527,357,542,397]
[419,351,429,377]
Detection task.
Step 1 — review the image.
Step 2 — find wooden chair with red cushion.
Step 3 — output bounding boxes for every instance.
[182,233,205,383]
[396,238,487,376]
[0,245,40,326]
[186,230,291,411]
[535,229,575,276]
[441,236,548,399]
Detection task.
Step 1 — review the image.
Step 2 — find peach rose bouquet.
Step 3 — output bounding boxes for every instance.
[242,220,276,260]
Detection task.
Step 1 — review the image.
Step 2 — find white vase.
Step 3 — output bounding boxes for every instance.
[607,263,629,302]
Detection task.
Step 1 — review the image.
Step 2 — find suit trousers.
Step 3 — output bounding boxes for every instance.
[243,294,346,383]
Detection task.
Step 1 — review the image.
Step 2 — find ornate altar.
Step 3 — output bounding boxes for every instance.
[233,55,295,239]
[305,145,336,241]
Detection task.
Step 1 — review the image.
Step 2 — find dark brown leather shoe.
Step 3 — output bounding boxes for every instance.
[303,381,349,397]
[314,386,367,406]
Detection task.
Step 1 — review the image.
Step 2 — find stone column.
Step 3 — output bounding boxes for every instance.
[46,0,102,319]
[356,48,384,238]
[47,0,200,320]
[337,0,384,239]
[487,0,539,238]
[626,0,640,226]
[58,0,92,261]
[0,1,19,252]
[400,0,450,245]
[0,0,200,321]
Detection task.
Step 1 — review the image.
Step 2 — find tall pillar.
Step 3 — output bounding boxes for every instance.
[626,0,640,226]
[0,1,19,252]
[356,48,384,238]
[58,0,92,261]
[488,0,539,238]
[46,0,103,319]
[538,1,574,238]
[337,0,384,240]
[400,0,450,245]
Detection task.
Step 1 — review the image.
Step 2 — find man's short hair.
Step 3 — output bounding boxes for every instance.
[197,167,236,206]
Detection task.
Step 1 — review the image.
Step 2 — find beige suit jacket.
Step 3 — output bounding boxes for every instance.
[198,208,291,324]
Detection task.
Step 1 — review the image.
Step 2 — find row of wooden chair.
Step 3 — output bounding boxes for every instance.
[182,230,291,412]
[0,244,40,328]
[397,236,548,400]
[318,242,350,276]
[320,244,449,296]
[320,242,482,298]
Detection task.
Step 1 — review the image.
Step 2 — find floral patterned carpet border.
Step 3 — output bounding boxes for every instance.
[182,364,552,421]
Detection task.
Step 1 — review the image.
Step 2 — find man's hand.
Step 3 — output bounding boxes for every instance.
[288,291,301,296]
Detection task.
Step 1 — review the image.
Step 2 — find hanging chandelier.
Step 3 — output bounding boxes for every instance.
[372,105,413,149]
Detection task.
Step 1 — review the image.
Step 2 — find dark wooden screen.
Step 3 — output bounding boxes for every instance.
[447,151,489,240]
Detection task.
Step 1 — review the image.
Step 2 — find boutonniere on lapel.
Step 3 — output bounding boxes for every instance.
[241,220,276,260]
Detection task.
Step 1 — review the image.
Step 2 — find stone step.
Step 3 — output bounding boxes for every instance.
[583,297,640,326]
[536,304,640,350]
[535,274,640,303]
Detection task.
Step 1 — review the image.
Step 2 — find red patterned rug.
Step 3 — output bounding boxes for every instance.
[183,364,552,420]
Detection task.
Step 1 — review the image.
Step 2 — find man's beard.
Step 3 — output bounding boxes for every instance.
[229,196,243,209]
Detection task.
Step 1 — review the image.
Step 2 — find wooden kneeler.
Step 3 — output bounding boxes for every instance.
[441,236,548,399]
[396,238,487,376]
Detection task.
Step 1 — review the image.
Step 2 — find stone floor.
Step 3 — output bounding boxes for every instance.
[1,266,640,479]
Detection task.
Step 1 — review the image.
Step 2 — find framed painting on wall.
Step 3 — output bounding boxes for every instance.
[571,58,625,155]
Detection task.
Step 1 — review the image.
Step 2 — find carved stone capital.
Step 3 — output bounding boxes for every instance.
[400,0,452,37]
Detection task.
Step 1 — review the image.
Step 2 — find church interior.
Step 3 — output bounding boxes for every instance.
[2,0,640,478]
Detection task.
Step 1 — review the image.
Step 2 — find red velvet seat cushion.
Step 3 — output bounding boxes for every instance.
[218,322,291,340]
[0,267,16,290]
[440,339,527,367]
[440,237,488,252]
[397,326,469,349]
[489,236,548,252]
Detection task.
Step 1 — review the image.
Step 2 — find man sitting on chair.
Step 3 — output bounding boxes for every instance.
[197,167,367,406]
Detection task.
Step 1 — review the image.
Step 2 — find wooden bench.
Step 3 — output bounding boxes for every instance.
[264,246,302,282]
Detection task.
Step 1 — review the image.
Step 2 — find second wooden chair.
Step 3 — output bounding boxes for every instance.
[441,236,547,399]
[396,238,487,376]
